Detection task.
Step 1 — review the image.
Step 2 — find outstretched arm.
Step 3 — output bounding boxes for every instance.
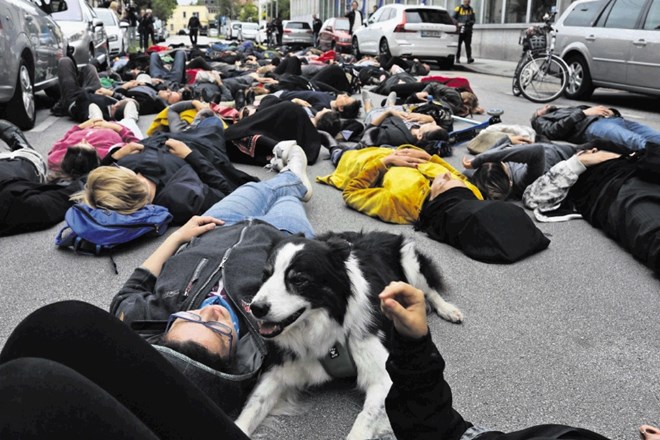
[380,282,473,440]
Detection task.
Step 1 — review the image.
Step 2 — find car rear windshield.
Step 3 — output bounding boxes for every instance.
[243,23,259,30]
[405,8,454,25]
[563,0,605,26]
[335,19,350,30]
[52,0,82,21]
[286,22,311,29]
[95,8,116,26]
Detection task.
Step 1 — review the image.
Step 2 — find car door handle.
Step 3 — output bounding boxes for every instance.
[632,39,646,47]
[585,34,595,41]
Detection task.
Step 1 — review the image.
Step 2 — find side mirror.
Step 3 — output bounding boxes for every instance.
[93,18,103,28]
[120,21,129,28]
[40,0,68,14]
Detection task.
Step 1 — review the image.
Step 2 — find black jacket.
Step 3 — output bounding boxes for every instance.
[415,187,550,263]
[111,220,285,414]
[386,329,610,440]
[0,178,83,237]
[531,106,601,143]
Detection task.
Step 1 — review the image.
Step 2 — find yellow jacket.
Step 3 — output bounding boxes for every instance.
[317,146,482,224]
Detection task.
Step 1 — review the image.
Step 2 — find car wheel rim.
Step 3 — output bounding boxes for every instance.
[20,65,34,117]
[567,62,583,94]
[353,40,359,54]
[380,40,388,55]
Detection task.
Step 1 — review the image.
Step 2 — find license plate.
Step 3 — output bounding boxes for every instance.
[421,31,442,38]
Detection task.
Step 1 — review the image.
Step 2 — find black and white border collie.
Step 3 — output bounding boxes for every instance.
[235,231,462,439]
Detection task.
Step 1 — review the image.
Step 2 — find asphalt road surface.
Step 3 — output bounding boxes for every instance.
[0,67,658,439]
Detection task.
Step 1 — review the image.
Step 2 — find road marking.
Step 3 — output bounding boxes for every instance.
[32,116,58,133]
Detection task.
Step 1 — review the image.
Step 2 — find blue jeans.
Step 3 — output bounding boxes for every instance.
[149,50,186,84]
[585,117,660,151]
[203,171,314,238]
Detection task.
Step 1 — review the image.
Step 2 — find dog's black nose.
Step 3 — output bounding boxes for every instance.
[250,302,270,319]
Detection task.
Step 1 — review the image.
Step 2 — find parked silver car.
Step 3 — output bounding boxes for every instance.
[52,0,108,68]
[0,0,67,129]
[282,21,315,47]
[555,0,660,99]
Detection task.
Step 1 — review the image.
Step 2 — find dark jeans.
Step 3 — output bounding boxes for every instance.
[274,56,302,76]
[457,31,472,61]
[58,57,102,110]
[150,50,187,84]
[311,64,351,93]
[139,31,151,50]
[0,301,250,440]
[189,29,199,45]
[0,157,39,182]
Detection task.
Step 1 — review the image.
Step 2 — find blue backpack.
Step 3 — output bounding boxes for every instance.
[56,204,173,272]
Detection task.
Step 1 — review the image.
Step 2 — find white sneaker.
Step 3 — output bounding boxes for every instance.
[123,99,139,122]
[281,144,312,202]
[385,91,397,107]
[272,140,298,163]
[88,103,103,120]
[265,156,284,172]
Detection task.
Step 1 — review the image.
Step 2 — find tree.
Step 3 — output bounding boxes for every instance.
[238,3,258,22]
[133,0,177,20]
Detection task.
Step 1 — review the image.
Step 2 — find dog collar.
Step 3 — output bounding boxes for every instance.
[320,341,358,379]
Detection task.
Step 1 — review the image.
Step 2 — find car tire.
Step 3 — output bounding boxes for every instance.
[352,37,361,59]
[7,59,36,130]
[564,55,594,100]
[379,38,391,58]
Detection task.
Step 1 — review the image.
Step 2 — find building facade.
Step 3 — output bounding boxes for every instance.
[167,5,212,35]
[290,0,575,61]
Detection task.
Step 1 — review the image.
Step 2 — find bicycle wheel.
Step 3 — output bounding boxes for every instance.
[518,55,568,103]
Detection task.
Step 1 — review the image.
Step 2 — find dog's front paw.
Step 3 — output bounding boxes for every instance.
[438,303,463,323]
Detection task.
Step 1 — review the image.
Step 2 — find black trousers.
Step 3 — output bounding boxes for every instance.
[0,301,249,440]
[189,29,199,45]
[0,157,39,182]
[274,56,302,76]
[311,64,351,94]
[457,31,473,60]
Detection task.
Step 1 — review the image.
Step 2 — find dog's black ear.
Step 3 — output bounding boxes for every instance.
[325,237,352,263]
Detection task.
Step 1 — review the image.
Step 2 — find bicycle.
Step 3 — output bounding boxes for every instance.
[512,12,569,103]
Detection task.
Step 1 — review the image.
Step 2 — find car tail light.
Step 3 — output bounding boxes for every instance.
[306,30,312,33]
[393,14,414,33]
[284,29,292,33]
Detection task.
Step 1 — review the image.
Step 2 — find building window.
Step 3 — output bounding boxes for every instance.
[183,11,187,18]
[530,0,557,22]
[483,0,503,22]
[505,0,527,22]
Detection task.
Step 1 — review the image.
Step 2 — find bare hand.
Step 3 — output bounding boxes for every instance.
[165,138,193,159]
[379,281,428,339]
[583,105,614,118]
[122,80,139,89]
[576,149,621,167]
[382,150,427,168]
[192,100,209,111]
[78,118,103,129]
[640,425,660,440]
[112,142,144,160]
[171,215,225,244]
[95,87,113,96]
[394,148,431,161]
[291,98,312,107]
[462,155,473,169]
[509,134,531,145]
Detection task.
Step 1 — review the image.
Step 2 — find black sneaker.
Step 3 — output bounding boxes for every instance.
[0,119,34,151]
[534,207,582,223]
[245,88,256,106]
[467,58,475,64]
[234,89,246,110]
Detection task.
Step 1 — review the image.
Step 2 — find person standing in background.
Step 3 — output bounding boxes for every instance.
[345,1,363,35]
[188,13,201,46]
[312,14,322,47]
[453,0,476,64]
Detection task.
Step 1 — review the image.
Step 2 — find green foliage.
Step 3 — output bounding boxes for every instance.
[153,0,178,20]
[238,3,258,22]
[262,0,290,20]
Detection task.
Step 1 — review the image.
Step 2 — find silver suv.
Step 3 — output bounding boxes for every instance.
[0,0,68,129]
[51,0,108,68]
[555,0,660,99]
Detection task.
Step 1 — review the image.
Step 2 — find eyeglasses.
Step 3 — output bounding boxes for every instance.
[166,311,234,355]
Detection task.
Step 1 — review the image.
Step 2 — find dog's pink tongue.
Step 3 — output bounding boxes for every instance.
[258,321,280,336]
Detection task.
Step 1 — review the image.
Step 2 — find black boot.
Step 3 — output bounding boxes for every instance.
[245,88,256,106]
[234,89,246,110]
[0,119,34,151]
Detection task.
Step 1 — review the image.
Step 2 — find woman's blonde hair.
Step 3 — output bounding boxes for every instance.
[109,1,119,11]
[72,166,150,214]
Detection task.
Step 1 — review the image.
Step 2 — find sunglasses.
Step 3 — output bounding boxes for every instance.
[166,310,235,355]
